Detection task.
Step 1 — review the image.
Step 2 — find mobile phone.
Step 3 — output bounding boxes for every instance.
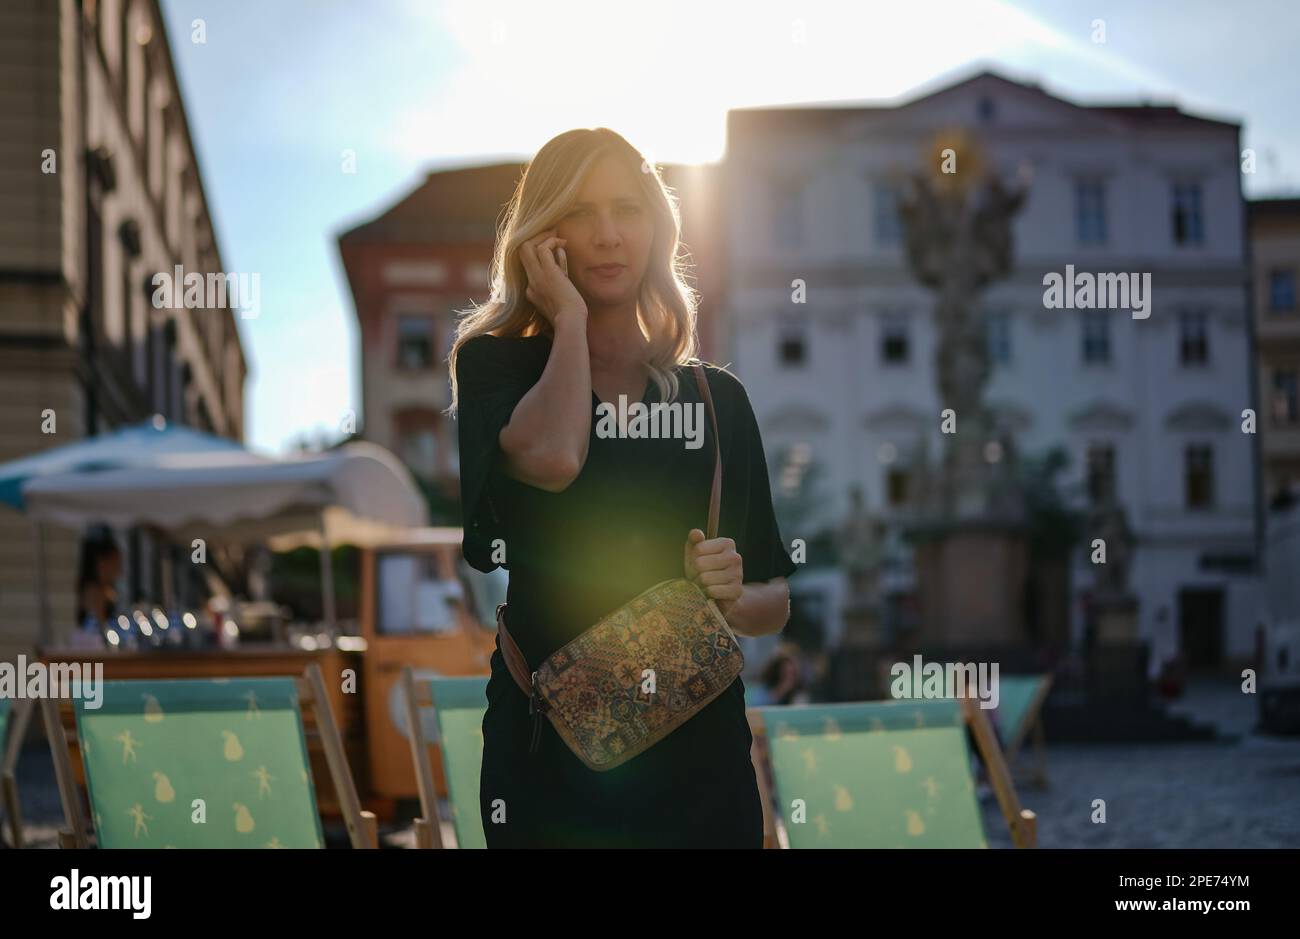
[557,246,568,276]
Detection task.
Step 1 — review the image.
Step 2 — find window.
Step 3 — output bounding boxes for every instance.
[395,408,439,477]
[399,428,437,478]
[377,551,460,635]
[1185,444,1214,509]
[119,3,131,112]
[1269,269,1296,312]
[1273,370,1299,426]
[886,467,911,507]
[977,96,997,123]
[396,315,434,369]
[1172,182,1204,246]
[1074,180,1107,245]
[985,309,1012,366]
[1081,311,1110,364]
[873,181,902,246]
[141,48,153,182]
[1179,311,1209,366]
[145,315,157,409]
[776,442,813,498]
[778,319,806,367]
[771,178,804,247]
[162,319,177,419]
[121,264,134,356]
[881,313,909,364]
[1086,445,1116,504]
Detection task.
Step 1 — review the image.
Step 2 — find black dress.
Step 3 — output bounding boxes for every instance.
[455,334,797,848]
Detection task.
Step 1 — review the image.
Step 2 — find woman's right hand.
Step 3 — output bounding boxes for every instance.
[520,229,587,328]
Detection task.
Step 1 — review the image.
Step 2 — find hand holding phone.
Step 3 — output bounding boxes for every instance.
[521,230,585,326]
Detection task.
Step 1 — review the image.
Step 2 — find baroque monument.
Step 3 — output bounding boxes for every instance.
[898,132,1033,646]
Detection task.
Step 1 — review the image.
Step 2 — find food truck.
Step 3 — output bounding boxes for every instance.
[357,527,503,814]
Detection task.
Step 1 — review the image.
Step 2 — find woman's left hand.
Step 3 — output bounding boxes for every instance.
[684,529,743,613]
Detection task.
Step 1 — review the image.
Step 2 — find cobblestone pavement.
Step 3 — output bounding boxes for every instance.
[980,735,1300,848]
[982,678,1300,849]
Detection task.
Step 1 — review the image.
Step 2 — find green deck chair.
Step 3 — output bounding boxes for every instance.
[1,697,26,847]
[401,669,488,849]
[754,698,1035,848]
[43,667,375,848]
[990,675,1052,788]
[4,697,37,847]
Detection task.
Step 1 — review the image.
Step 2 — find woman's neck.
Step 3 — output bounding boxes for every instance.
[585,302,646,367]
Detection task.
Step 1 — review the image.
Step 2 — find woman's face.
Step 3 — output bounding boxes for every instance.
[553,155,655,311]
[98,548,122,583]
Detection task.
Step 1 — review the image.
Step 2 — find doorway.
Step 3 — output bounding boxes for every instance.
[1178,587,1225,669]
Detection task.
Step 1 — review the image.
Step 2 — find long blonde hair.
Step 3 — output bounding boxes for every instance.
[446,128,700,415]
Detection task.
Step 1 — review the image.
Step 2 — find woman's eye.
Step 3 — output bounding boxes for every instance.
[619,204,641,215]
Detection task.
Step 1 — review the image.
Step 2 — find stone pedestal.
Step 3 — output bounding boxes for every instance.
[1094,594,1139,645]
[840,599,883,648]
[911,520,1029,647]
[840,601,891,697]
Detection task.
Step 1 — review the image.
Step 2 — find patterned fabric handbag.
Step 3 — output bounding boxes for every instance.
[495,363,743,771]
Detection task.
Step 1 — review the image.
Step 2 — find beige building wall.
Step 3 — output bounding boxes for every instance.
[1250,205,1300,501]
[0,0,247,664]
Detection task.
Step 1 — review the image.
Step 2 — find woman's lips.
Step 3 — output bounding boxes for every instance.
[588,264,626,279]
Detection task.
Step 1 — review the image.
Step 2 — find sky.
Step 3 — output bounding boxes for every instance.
[157,0,1300,455]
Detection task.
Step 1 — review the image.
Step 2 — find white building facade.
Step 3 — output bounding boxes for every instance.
[720,72,1261,673]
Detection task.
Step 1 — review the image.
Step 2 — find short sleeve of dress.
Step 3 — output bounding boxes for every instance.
[454,334,546,572]
[710,366,798,585]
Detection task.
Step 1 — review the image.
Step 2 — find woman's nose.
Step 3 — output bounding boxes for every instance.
[594,213,621,245]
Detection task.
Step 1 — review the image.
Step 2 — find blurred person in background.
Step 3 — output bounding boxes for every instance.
[75,527,122,630]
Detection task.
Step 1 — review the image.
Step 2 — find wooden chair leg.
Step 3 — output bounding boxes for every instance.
[401,667,445,849]
[1018,809,1038,849]
[360,810,379,850]
[962,696,1037,849]
[746,709,779,849]
[2,773,24,849]
[2,697,33,849]
[58,829,77,850]
[40,697,89,849]
[303,664,374,849]
[413,817,435,850]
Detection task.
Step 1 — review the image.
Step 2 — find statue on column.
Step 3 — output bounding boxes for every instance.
[897,132,1035,646]
[836,484,884,606]
[896,133,1031,519]
[1088,496,1135,600]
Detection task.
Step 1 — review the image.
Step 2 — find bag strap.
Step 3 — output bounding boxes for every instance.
[693,362,722,541]
[496,361,724,696]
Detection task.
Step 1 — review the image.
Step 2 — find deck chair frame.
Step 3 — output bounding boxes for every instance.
[400,666,446,849]
[40,663,378,849]
[748,695,1038,849]
[2,698,34,848]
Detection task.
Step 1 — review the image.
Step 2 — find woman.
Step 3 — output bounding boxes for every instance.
[448,128,795,848]
[76,529,122,628]
[758,642,805,707]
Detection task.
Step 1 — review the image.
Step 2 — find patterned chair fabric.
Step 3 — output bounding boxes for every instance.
[427,676,489,849]
[74,678,325,848]
[991,675,1049,744]
[757,698,989,848]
